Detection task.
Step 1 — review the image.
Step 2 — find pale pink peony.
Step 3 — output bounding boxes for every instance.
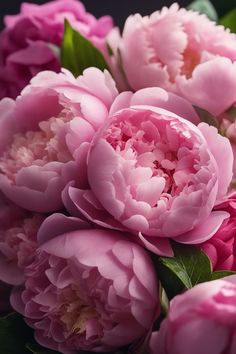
[0,193,45,285]
[11,214,159,353]
[114,3,236,115]
[200,193,236,271]
[0,68,118,212]
[0,0,113,99]
[63,88,232,256]
[150,275,236,354]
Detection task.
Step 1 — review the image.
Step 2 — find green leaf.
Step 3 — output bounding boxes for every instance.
[211,270,236,280]
[106,42,114,56]
[0,312,32,354]
[194,106,219,128]
[61,20,109,77]
[187,0,218,21]
[219,8,236,33]
[155,243,212,299]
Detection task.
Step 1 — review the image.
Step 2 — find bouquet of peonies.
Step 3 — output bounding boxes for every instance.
[1,0,236,353]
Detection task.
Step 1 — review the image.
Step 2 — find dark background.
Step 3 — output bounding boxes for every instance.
[0,0,235,30]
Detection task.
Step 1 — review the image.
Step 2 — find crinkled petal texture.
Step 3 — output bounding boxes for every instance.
[117,3,236,115]
[0,193,44,286]
[0,0,113,99]
[0,68,118,212]
[200,193,236,271]
[150,275,236,354]
[85,106,231,244]
[11,218,159,353]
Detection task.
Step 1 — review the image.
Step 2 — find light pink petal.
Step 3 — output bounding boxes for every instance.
[77,68,118,107]
[174,211,229,244]
[177,58,236,115]
[15,89,62,131]
[130,87,200,124]
[37,213,90,245]
[0,173,63,212]
[109,91,133,116]
[137,233,173,257]
[199,122,233,199]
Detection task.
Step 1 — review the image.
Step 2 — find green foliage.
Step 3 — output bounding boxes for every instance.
[154,243,212,299]
[187,0,218,21]
[194,106,219,128]
[61,20,109,77]
[219,8,236,33]
[0,312,58,354]
[211,271,236,280]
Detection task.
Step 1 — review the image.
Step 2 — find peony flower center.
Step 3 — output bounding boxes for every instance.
[181,46,201,78]
[60,294,98,337]
[104,112,200,198]
[0,113,72,183]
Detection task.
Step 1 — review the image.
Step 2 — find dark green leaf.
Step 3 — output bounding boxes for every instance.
[106,42,114,56]
[61,20,109,77]
[0,312,32,354]
[154,243,212,299]
[194,106,219,128]
[219,9,236,33]
[187,0,218,21]
[211,270,236,280]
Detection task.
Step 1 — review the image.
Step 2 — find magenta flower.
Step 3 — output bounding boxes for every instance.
[200,193,236,271]
[113,3,236,115]
[63,88,232,256]
[150,275,236,354]
[0,0,113,99]
[11,214,159,353]
[0,68,118,212]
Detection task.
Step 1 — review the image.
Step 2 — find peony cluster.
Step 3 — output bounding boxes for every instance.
[1,1,236,354]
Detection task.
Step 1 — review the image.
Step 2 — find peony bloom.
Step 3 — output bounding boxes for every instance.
[114,3,236,115]
[63,87,232,255]
[0,68,118,212]
[0,193,45,285]
[11,214,159,353]
[150,275,236,354]
[0,0,113,99]
[200,193,236,271]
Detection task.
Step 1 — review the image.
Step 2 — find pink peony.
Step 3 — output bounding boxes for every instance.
[0,0,113,99]
[0,68,118,212]
[11,214,159,353]
[0,193,45,285]
[63,87,232,256]
[150,275,236,354]
[114,3,236,115]
[200,193,236,271]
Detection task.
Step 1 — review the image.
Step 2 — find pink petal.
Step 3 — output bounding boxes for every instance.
[177,58,236,115]
[174,211,229,244]
[199,122,233,199]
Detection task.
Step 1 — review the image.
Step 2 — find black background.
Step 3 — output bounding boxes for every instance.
[0,0,235,30]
